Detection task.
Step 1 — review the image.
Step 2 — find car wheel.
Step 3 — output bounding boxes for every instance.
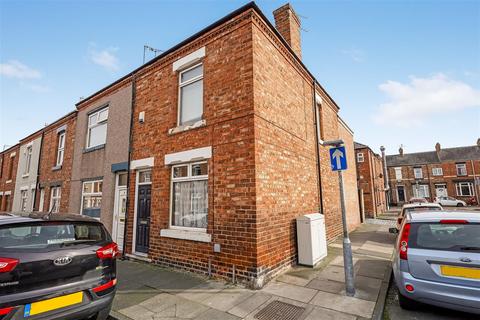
[93,306,111,320]
[398,292,418,310]
[457,203,464,207]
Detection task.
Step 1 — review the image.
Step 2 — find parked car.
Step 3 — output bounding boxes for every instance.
[408,197,429,204]
[0,212,118,320]
[395,203,443,231]
[391,211,480,315]
[435,196,467,207]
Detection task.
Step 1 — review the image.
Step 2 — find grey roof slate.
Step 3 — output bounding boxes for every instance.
[386,145,480,167]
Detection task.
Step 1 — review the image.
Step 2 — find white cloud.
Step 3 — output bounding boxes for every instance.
[373,73,480,127]
[88,45,120,71]
[20,82,51,93]
[0,60,41,79]
[341,48,365,63]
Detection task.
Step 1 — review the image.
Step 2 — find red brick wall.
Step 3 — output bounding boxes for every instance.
[0,145,20,211]
[36,114,76,213]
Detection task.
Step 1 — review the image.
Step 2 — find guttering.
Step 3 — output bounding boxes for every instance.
[33,131,45,211]
[312,80,324,215]
[75,2,341,112]
[122,76,136,258]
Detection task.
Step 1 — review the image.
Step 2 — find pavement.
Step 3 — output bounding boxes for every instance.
[110,222,396,320]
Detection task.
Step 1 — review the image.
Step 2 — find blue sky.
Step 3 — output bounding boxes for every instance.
[1,0,479,155]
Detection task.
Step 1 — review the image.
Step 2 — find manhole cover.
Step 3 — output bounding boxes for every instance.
[254,300,306,320]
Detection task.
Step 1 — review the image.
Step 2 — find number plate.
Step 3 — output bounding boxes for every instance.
[24,292,83,317]
[440,265,480,279]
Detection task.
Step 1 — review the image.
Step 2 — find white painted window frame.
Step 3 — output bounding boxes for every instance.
[80,180,103,219]
[178,63,204,126]
[432,167,443,176]
[413,167,423,179]
[456,182,474,196]
[49,186,61,213]
[20,190,28,212]
[357,152,364,163]
[394,167,402,180]
[56,131,66,166]
[456,163,467,176]
[24,145,33,175]
[86,107,109,149]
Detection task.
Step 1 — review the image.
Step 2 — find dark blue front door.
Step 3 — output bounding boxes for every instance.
[135,185,151,253]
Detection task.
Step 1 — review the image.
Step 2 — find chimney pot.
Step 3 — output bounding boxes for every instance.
[273,3,302,59]
[399,146,404,156]
[435,142,441,152]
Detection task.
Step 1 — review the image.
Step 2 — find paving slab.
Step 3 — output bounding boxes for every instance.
[304,306,357,320]
[227,292,272,318]
[176,280,228,303]
[261,282,318,303]
[119,304,155,320]
[193,308,241,320]
[139,293,209,318]
[306,278,344,294]
[200,287,254,312]
[309,288,376,318]
[276,273,311,287]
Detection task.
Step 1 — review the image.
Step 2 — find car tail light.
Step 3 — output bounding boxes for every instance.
[405,284,414,292]
[93,278,117,293]
[96,243,119,259]
[0,257,19,273]
[0,307,13,316]
[399,223,411,260]
[440,219,468,224]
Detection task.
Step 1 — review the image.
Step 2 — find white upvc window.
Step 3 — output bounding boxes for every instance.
[171,161,208,230]
[20,190,28,212]
[178,64,203,126]
[86,107,109,148]
[413,184,429,198]
[49,186,61,213]
[456,182,474,196]
[456,163,467,176]
[81,180,103,218]
[413,167,423,179]
[24,146,32,175]
[357,152,364,163]
[432,167,443,176]
[56,131,66,166]
[394,167,402,180]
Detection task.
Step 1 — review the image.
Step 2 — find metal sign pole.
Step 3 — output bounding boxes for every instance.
[338,169,355,296]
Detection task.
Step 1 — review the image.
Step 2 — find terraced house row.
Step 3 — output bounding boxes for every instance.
[0,2,362,287]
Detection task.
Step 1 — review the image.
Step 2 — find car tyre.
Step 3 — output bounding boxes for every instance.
[93,305,111,320]
[456,203,464,207]
[398,292,418,310]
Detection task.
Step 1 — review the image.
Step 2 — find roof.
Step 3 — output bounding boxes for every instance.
[354,142,369,150]
[75,1,341,112]
[386,145,480,167]
[407,211,480,223]
[402,202,442,209]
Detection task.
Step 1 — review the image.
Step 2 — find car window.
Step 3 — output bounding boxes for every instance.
[403,207,440,216]
[0,222,109,251]
[409,223,480,253]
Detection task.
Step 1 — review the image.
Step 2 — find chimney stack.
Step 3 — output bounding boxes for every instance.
[399,146,404,156]
[273,3,302,59]
[435,142,441,153]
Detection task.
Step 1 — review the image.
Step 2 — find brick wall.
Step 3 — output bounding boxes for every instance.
[0,145,20,211]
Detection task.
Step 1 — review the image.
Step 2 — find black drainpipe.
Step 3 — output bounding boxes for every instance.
[33,131,45,212]
[122,74,136,258]
[312,80,324,215]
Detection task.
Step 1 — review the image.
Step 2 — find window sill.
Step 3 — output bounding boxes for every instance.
[5,180,12,184]
[52,165,62,171]
[160,228,211,243]
[168,119,206,135]
[83,144,105,153]
[22,174,29,178]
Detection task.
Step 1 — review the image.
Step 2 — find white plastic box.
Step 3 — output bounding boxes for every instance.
[296,213,328,266]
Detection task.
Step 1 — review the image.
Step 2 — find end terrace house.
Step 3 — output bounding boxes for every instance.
[0,144,20,211]
[68,81,132,248]
[35,111,77,213]
[12,131,42,212]
[76,2,360,287]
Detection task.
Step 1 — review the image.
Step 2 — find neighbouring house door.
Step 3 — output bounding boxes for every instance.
[435,185,448,198]
[135,184,151,254]
[39,188,45,212]
[397,186,406,203]
[113,188,127,251]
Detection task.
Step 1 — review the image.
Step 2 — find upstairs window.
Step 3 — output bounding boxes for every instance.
[49,186,61,213]
[56,131,66,166]
[87,107,108,149]
[356,152,364,163]
[0,155,3,178]
[7,155,14,180]
[432,167,443,176]
[24,146,32,175]
[394,167,402,180]
[178,64,203,126]
[413,167,423,179]
[456,163,467,176]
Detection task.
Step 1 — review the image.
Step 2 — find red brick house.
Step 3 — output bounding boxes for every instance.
[387,141,480,205]
[35,111,77,213]
[0,144,20,211]
[354,142,387,218]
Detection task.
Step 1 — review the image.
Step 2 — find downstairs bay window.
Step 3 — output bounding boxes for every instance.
[456,182,474,196]
[171,162,208,230]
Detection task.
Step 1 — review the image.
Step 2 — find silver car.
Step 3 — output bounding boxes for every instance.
[391,211,480,314]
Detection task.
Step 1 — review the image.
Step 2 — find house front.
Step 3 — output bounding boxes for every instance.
[0,144,20,211]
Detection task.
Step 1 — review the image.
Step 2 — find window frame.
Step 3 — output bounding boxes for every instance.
[357,152,364,163]
[413,167,423,179]
[413,184,429,198]
[432,167,443,176]
[456,163,467,176]
[177,63,204,126]
[49,186,61,213]
[81,180,103,219]
[56,131,66,166]
[169,161,208,232]
[456,182,474,196]
[86,107,109,149]
[24,146,32,175]
[394,167,402,180]
[20,190,28,212]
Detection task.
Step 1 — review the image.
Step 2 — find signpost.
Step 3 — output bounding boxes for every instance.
[327,142,355,297]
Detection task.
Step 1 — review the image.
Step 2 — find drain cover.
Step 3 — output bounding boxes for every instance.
[254,300,306,320]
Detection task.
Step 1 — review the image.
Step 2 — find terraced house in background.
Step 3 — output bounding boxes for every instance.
[387,140,480,205]
[0,144,19,211]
